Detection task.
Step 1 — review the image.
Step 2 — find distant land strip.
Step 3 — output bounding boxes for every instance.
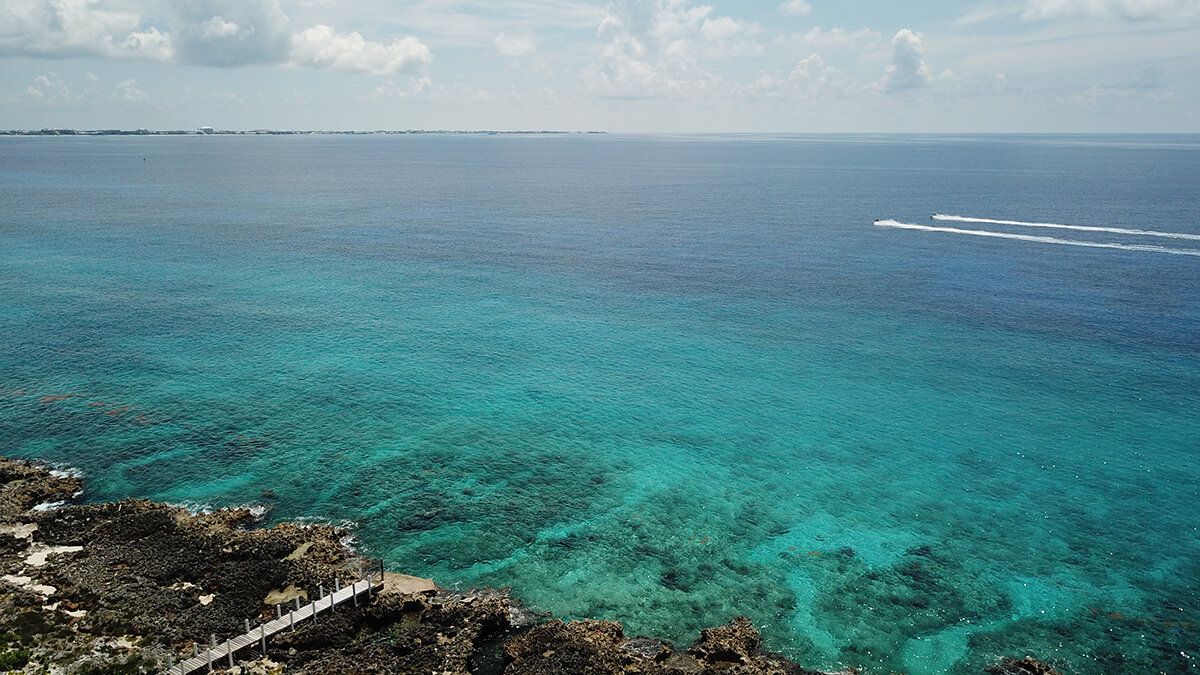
[1,128,606,136]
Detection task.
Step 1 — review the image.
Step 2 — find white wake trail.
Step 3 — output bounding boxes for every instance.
[932,214,1200,242]
[874,220,1200,257]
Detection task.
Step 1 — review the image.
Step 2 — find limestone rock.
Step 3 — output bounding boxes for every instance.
[985,656,1064,675]
[0,457,82,516]
[382,573,438,596]
[685,615,763,667]
[503,616,834,675]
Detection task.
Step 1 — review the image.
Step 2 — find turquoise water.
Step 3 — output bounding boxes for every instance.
[2,135,1198,673]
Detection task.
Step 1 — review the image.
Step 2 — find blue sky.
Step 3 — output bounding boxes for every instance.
[2,0,1197,132]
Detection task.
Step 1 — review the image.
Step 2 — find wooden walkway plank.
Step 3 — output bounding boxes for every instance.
[170,577,377,675]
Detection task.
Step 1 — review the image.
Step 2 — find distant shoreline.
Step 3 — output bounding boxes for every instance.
[0,128,607,137]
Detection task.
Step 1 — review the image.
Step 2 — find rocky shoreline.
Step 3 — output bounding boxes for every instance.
[0,458,1059,674]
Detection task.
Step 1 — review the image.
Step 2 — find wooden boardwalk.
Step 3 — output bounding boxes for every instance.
[169,576,378,675]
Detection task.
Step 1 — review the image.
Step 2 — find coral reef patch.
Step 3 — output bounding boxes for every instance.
[0,458,1065,673]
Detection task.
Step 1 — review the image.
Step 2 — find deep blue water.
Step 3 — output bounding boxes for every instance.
[2,134,1198,673]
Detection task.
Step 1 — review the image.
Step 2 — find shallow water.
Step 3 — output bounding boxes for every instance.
[2,134,1198,673]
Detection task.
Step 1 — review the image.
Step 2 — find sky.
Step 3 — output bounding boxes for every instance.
[1,0,1198,132]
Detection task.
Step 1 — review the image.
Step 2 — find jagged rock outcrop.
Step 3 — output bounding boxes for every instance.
[984,656,1063,675]
[503,616,836,674]
[0,457,82,517]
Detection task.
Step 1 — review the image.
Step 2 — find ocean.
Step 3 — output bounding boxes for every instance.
[1,133,1197,673]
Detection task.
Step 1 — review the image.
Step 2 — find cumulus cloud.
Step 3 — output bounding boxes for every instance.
[879,28,931,92]
[170,0,291,67]
[116,78,148,102]
[779,0,813,16]
[589,0,763,95]
[367,75,437,102]
[791,52,856,94]
[291,25,431,74]
[784,52,850,95]
[26,72,76,103]
[1021,0,1200,20]
[0,0,432,74]
[792,53,833,81]
[0,0,173,61]
[118,27,173,60]
[494,32,537,57]
[737,51,856,101]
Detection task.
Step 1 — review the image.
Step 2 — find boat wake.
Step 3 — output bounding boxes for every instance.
[931,214,1200,241]
[873,220,1200,257]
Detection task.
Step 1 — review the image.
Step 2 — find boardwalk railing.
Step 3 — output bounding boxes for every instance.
[168,573,382,675]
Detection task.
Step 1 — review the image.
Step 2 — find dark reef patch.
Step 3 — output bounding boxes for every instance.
[0,458,1071,674]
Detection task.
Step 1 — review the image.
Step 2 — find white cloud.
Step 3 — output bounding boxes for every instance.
[701,16,754,43]
[381,0,605,47]
[961,0,1200,23]
[779,0,812,16]
[797,52,855,92]
[494,32,536,57]
[737,51,857,101]
[291,25,431,74]
[589,0,763,96]
[170,0,291,67]
[786,52,853,95]
[0,0,173,61]
[116,78,148,102]
[26,72,76,103]
[0,0,431,73]
[1021,0,1200,20]
[878,29,932,92]
[199,17,241,40]
[0,0,291,66]
[118,27,173,61]
[792,53,833,81]
[367,75,437,102]
[956,5,1010,24]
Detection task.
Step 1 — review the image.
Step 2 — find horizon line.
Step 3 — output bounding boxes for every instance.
[4,128,1199,137]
